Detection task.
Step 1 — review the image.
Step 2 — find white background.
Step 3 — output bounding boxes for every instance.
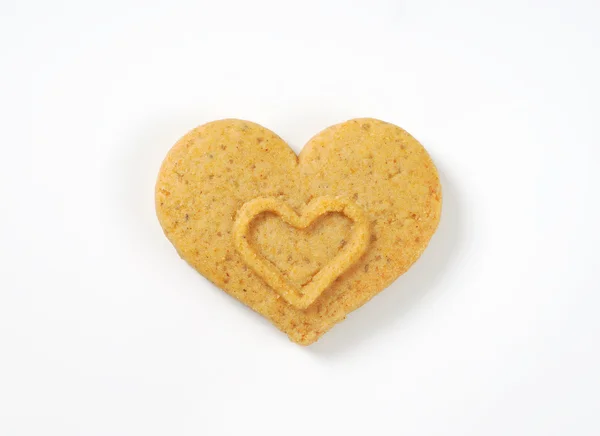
[2,1,600,435]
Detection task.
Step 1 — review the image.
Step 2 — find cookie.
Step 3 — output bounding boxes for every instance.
[156,118,442,345]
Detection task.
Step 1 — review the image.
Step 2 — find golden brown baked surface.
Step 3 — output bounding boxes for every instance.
[156,118,442,345]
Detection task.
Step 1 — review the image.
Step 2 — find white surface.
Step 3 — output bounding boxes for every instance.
[2,1,600,435]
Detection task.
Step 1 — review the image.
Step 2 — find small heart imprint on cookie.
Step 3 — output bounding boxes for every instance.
[249,211,353,289]
[233,196,371,309]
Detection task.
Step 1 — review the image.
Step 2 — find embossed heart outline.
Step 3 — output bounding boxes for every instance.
[232,196,371,309]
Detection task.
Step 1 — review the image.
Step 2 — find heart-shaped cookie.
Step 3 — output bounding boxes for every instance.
[156,118,441,345]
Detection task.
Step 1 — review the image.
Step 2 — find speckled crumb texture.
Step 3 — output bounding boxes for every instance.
[155,118,442,345]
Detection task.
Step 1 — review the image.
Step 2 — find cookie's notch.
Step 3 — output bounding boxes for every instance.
[233,196,370,309]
